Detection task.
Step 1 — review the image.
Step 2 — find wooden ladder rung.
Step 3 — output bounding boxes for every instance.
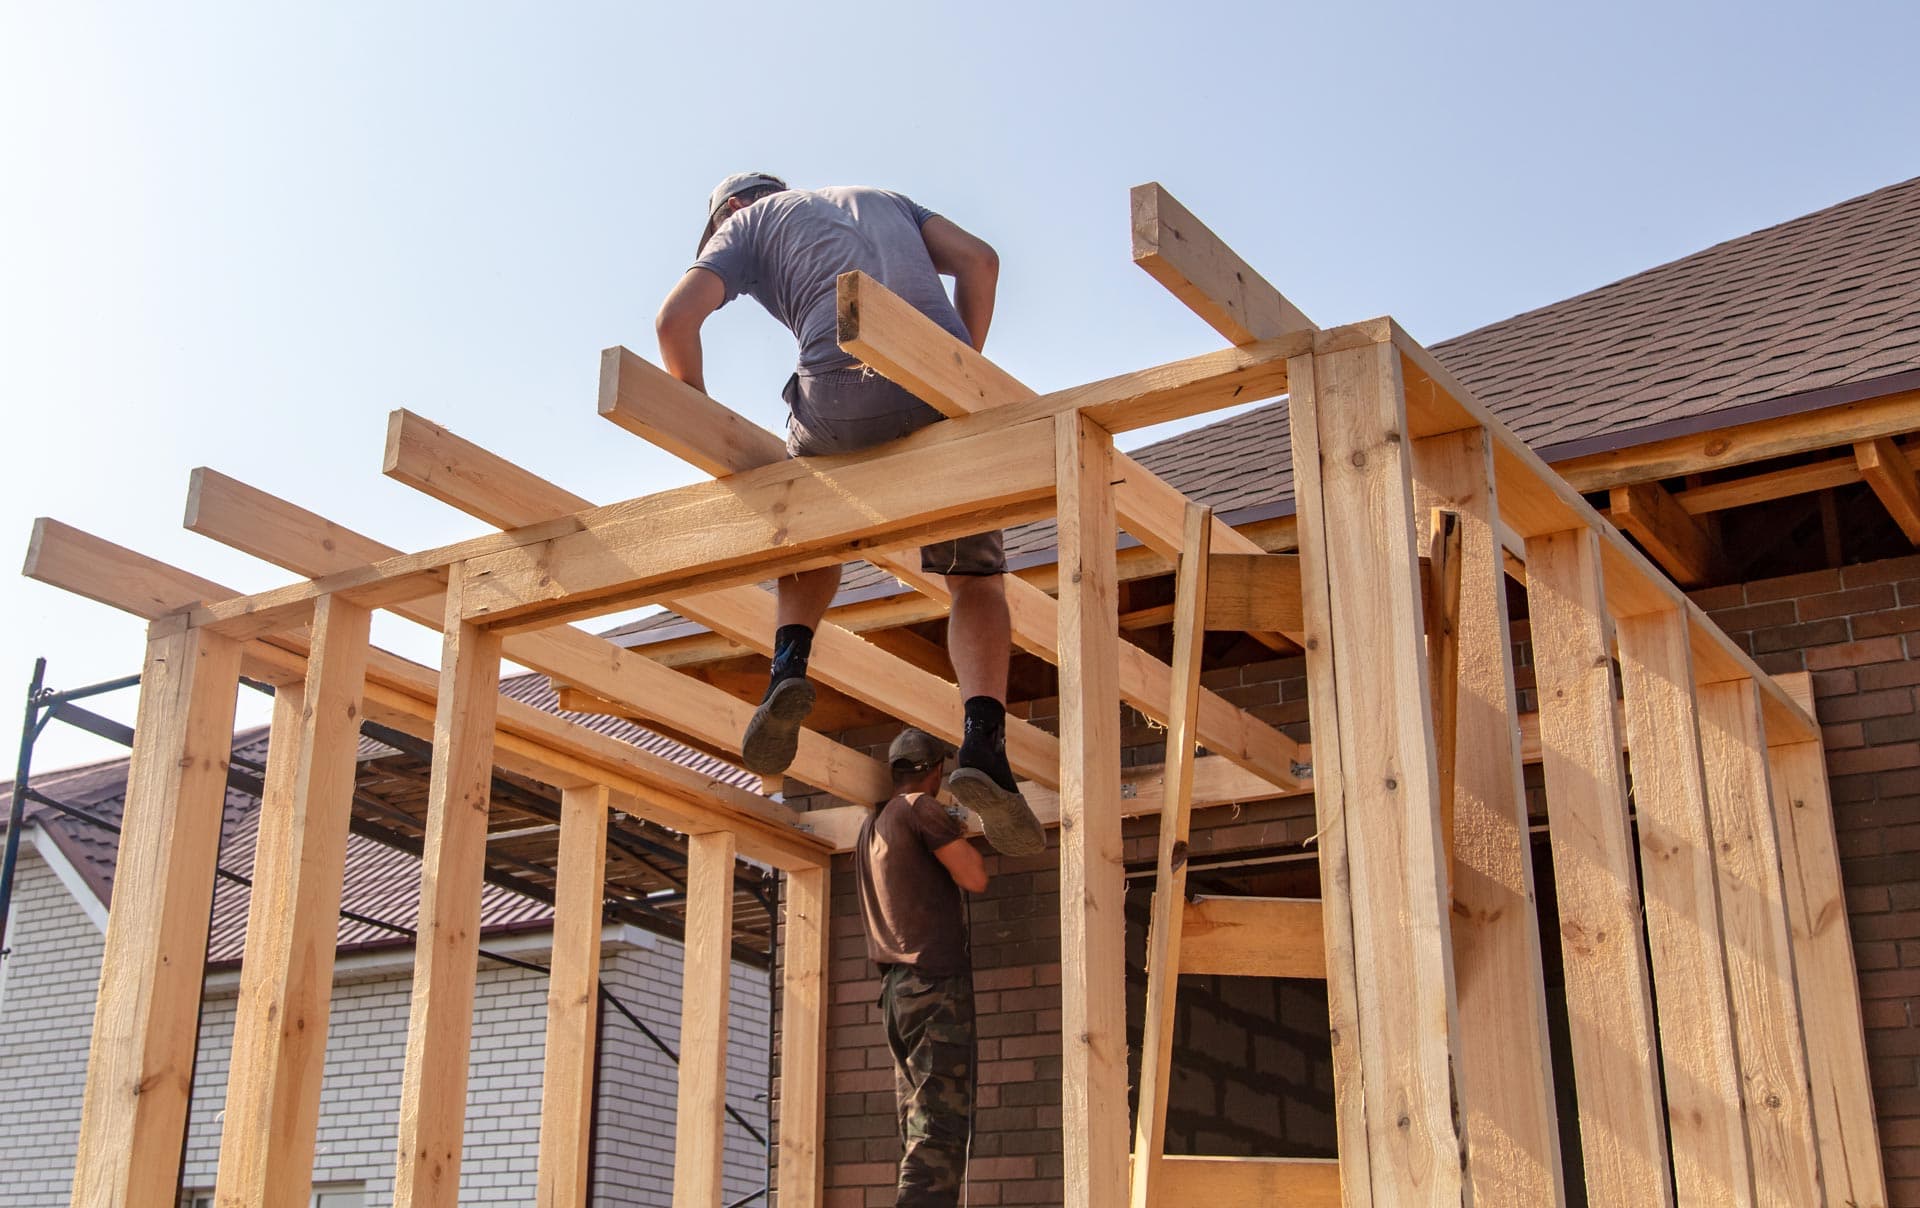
[1152,1155,1341,1205]
[1178,896,1326,979]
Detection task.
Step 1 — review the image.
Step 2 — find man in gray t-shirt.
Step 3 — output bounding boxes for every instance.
[655,173,1044,859]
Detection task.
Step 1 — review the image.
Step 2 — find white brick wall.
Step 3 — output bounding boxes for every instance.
[0,847,774,1207]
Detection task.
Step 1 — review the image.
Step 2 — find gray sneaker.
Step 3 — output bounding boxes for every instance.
[946,767,1046,857]
[741,677,815,776]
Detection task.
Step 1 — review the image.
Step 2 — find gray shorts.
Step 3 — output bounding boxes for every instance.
[784,367,1007,577]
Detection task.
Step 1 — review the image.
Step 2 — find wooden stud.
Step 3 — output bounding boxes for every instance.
[1177,897,1326,979]
[1155,1156,1341,1206]
[1291,343,1464,1204]
[1524,525,1674,1206]
[1424,507,1464,868]
[775,865,831,1208]
[1856,436,1920,543]
[535,783,611,1208]
[1129,502,1212,1208]
[393,565,505,1208]
[1410,428,1566,1207]
[1615,608,1756,1206]
[1609,481,1728,586]
[1766,726,1889,1208]
[1129,181,1316,344]
[1055,411,1130,1208]
[673,829,738,1208]
[70,621,242,1208]
[214,595,373,1208]
[1695,677,1824,1207]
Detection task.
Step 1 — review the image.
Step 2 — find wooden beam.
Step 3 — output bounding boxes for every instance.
[1671,452,1866,514]
[536,783,610,1208]
[1177,897,1325,979]
[1764,719,1890,1208]
[394,567,504,1208]
[673,829,737,1208]
[1055,411,1130,1208]
[1696,677,1824,1207]
[1129,181,1315,344]
[1154,1156,1340,1206]
[1424,508,1464,867]
[597,346,787,476]
[1289,344,1463,1203]
[69,621,242,1208]
[1282,351,1372,1204]
[374,419,1058,789]
[1201,553,1303,632]
[1609,480,1727,586]
[213,596,372,1208]
[1525,525,1674,1206]
[1615,608,1757,1206]
[1856,436,1920,543]
[1129,502,1211,1208]
[1411,428,1566,1207]
[775,865,831,1208]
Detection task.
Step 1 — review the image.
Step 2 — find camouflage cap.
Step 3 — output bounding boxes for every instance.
[887,727,951,773]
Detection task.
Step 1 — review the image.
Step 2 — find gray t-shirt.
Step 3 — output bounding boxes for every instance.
[692,186,972,374]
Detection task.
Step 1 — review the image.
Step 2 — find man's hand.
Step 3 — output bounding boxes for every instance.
[655,268,727,393]
[921,216,998,352]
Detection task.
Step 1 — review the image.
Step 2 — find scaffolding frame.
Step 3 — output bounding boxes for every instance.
[22,183,1886,1207]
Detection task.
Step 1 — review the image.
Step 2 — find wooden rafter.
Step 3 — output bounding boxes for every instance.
[1855,435,1920,543]
[1130,181,1316,344]
[1609,479,1729,586]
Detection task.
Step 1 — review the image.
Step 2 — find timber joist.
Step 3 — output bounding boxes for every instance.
[25,180,1885,1208]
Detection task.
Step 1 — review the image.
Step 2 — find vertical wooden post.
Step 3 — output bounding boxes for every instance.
[1289,343,1465,1204]
[1767,730,1889,1208]
[394,564,503,1208]
[214,595,372,1207]
[1615,608,1756,1207]
[70,619,242,1208]
[673,829,738,1208]
[1411,428,1567,1206]
[1696,676,1824,1207]
[1054,410,1129,1208]
[776,864,831,1208]
[1129,502,1212,1208]
[1524,526,1674,1206]
[1284,352,1373,1207]
[536,783,611,1208]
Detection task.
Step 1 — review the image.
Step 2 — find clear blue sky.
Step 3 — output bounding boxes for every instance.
[4,1,1916,771]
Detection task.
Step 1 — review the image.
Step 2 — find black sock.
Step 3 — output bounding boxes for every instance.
[962,695,1006,738]
[959,697,1017,791]
[768,624,814,689]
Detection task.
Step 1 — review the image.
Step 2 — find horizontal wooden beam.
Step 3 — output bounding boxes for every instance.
[1178,896,1326,979]
[597,346,787,477]
[1130,181,1316,344]
[1153,1156,1340,1206]
[1204,553,1304,632]
[1856,436,1920,543]
[1608,480,1727,586]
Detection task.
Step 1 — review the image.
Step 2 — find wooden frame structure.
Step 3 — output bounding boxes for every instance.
[25,183,1888,1207]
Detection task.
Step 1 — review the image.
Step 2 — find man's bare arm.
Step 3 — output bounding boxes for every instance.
[921,215,998,352]
[655,267,727,393]
[932,835,989,894]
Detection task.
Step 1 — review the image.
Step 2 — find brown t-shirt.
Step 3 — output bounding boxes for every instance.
[853,791,971,977]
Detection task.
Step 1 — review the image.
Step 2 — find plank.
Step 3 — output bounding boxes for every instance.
[775,865,831,1208]
[1283,351,1373,1206]
[1695,678,1823,1208]
[394,567,505,1208]
[598,346,787,475]
[69,622,242,1208]
[673,830,738,1208]
[1671,452,1865,514]
[1410,428,1566,1207]
[1856,436,1920,543]
[213,596,372,1208]
[1154,1156,1341,1206]
[1054,412,1130,1208]
[1294,343,1463,1203]
[1129,502,1212,1208]
[1524,525,1674,1206]
[1609,480,1727,586]
[1766,729,1889,1208]
[1129,181,1315,344]
[1202,553,1304,632]
[536,783,611,1208]
[1177,896,1325,979]
[1615,608,1756,1207]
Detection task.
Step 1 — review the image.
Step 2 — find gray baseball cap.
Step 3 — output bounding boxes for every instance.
[699,172,787,254]
[887,728,952,774]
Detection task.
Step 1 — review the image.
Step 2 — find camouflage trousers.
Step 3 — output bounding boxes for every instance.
[880,963,975,1207]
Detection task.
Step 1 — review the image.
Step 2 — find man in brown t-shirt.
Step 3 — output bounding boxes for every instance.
[855,728,990,1207]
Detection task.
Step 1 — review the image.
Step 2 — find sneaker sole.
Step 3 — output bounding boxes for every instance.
[946,767,1047,857]
[741,679,815,775]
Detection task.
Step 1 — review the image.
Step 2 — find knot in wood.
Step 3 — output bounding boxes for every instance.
[1350,451,1367,468]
